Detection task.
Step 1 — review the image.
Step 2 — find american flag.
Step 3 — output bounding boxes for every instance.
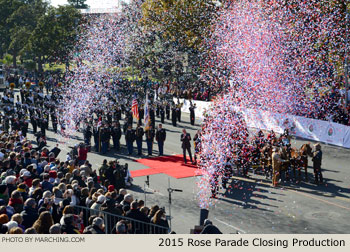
[132,95,139,120]
[144,92,150,130]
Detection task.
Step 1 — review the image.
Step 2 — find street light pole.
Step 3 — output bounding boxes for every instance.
[345,2,349,106]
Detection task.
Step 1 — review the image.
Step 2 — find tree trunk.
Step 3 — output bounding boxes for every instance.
[38,55,43,73]
[13,51,17,68]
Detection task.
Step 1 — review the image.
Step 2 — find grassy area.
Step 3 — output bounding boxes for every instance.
[43,63,66,72]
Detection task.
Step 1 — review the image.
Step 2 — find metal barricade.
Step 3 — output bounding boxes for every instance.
[74,205,170,234]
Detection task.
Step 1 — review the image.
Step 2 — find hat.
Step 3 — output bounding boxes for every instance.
[23,171,31,177]
[44,165,51,172]
[92,217,104,227]
[108,185,115,192]
[5,220,18,231]
[49,170,57,179]
[40,160,48,168]
[97,195,106,204]
[19,169,28,176]
[43,191,52,199]
[4,176,16,184]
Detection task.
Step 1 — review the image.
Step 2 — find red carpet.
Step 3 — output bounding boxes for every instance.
[131,155,204,179]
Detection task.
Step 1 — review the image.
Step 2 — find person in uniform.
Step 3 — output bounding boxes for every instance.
[160,104,165,124]
[181,129,193,164]
[125,125,135,156]
[52,114,58,134]
[138,105,144,125]
[176,103,182,122]
[155,124,166,156]
[193,129,201,163]
[93,121,99,152]
[40,115,46,137]
[166,102,170,120]
[111,121,122,151]
[135,124,144,156]
[171,105,177,127]
[100,124,111,154]
[83,124,93,146]
[312,143,323,185]
[145,125,155,156]
[156,102,160,118]
[189,103,196,126]
[150,106,155,129]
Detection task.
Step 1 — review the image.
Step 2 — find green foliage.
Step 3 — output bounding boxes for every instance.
[0,0,81,70]
[3,54,13,66]
[29,5,82,64]
[68,0,89,9]
[141,0,219,50]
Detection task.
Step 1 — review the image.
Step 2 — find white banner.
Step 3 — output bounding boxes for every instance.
[174,98,350,148]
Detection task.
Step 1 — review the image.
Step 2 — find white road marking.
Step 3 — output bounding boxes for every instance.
[214,217,247,234]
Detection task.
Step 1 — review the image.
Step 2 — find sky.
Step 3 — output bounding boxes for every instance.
[50,0,129,9]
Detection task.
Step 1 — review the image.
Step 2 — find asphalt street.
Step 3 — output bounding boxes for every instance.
[19,101,350,234]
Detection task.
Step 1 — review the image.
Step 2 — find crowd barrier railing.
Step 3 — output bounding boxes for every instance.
[74,205,170,234]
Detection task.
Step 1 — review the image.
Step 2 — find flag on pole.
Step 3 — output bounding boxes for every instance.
[132,94,139,120]
[144,92,150,130]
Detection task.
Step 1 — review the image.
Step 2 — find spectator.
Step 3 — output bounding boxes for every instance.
[24,227,37,234]
[4,220,18,233]
[49,223,61,234]
[60,214,80,234]
[8,190,24,213]
[8,226,23,234]
[11,213,25,232]
[21,198,38,229]
[115,220,127,234]
[200,219,222,234]
[125,201,150,234]
[150,209,169,234]
[85,217,105,234]
[90,195,105,215]
[33,211,54,234]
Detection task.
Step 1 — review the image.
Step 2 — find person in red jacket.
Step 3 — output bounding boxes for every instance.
[77,143,88,166]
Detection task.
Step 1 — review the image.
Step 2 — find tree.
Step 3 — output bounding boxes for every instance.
[0,0,25,65]
[141,0,219,50]
[28,5,82,71]
[4,0,48,67]
[68,0,89,9]
[140,0,221,82]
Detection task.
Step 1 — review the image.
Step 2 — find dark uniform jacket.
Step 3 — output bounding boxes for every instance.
[156,128,166,142]
[181,133,191,149]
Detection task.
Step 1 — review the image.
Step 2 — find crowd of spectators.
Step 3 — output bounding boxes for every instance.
[0,128,170,234]
[310,85,350,126]
[0,73,172,234]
